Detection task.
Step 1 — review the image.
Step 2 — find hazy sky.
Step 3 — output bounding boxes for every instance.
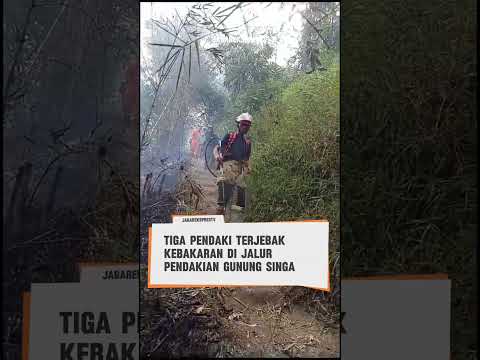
[140,2,309,67]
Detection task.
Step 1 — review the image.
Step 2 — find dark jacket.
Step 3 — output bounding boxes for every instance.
[220,132,251,162]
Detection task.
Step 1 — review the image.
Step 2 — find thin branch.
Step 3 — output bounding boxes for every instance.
[27,154,62,207]
[142,10,191,150]
[151,19,186,44]
[149,43,184,48]
[141,48,181,148]
[145,91,176,148]
[216,2,242,28]
[175,48,185,92]
[3,0,35,102]
[33,2,98,28]
[154,47,181,75]
[25,0,69,76]
[300,12,332,50]
[187,44,192,81]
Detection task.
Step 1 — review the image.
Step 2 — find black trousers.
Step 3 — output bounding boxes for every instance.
[217,182,245,208]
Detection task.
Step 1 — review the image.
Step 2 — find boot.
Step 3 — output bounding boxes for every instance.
[217,181,225,208]
[217,182,234,207]
[216,182,227,215]
[236,186,246,208]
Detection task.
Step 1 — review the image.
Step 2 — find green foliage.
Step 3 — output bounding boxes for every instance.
[246,65,340,252]
[341,1,476,356]
[216,78,286,134]
[193,72,225,123]
[214,41,295,135]
[241,65,340,309]
[295,2,340,72]
[223,41,277,96]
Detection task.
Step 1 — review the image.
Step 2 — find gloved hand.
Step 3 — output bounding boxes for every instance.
[215,153,224,168]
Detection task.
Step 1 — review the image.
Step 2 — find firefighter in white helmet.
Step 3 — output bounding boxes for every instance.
[213,113,253,215]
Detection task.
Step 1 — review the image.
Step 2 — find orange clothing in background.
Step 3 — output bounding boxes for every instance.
[190,128,202,158]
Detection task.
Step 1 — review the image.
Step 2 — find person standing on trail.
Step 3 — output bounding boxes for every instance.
[199,128,206,153]
[190,128,202,159]
[213,113,252,215]
[204,125,218,149]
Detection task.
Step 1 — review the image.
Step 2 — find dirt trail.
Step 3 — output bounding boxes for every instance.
[187,156,339,358]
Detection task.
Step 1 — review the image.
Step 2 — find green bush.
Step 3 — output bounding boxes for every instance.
[215,77,290,136]
[246,66,339,251]
[244,65,340,308]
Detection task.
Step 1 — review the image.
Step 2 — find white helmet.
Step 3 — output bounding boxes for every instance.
[236,112,253,124]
